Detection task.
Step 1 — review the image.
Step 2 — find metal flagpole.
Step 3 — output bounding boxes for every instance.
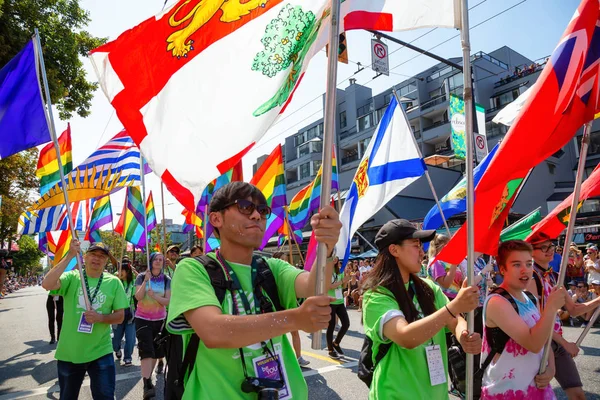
[355,231,378,252]
[160,183,167,253]
[312,0,341,351]
[576,305,600,346]
[392,90,452,237]
[459,1,476,398]
[539,120,593,373]
[140,155,151,273]
[33,29,90,310]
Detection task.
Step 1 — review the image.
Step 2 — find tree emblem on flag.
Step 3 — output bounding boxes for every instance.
[490,178,523,225]
[354,157,370,199]
[166,0,269,58]
[558,201,584,226]
[252,4,330,116]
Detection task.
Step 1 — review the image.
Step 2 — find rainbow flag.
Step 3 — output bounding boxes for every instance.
[250,144,287,249]
[115,186,147,247]
[182,208,203,239]
[146,191,157,232]
[36,124,72,196]
[303,231,317,271]
[288,148,339,231]
[46,230,76,271]
[86,196,113,244]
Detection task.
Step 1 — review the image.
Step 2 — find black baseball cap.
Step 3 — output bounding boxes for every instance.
[87,243,110,256]
[374,219,436,251]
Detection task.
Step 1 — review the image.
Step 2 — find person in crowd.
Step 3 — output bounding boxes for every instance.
[567,280,578,297]
[0,253,8,299]
[46,292,64,344]
[345,268,360,308]
[271,251,310,368]
[113,260,137,366]
[527,233,600,400]
[480,240,565,399]
[550,245,562,274]
[164,245,180,279]
[327,258,350,359]
[166,182,341,399]
[572,282,597,327]
[189,245,203,258]
[362,219,481,399]
[591,279,600,298]
[427,234,465,301]
[42,242,128,400]
[135,252,171,398]
[566,245,585,284]
[585,245,600,285]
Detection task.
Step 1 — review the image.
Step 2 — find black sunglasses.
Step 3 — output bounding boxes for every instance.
[219,199,271,219]
[533,244,556,253]
[577,285,585,288]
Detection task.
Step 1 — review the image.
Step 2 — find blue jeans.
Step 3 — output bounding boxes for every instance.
[57,353,115,400]
[112,321,136,362]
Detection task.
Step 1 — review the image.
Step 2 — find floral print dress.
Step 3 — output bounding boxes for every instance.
[480,293,555,400]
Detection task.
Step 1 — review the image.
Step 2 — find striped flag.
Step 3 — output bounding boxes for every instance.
[48,230,77,271]
[115,186,147,248]
[36,124,73,196]
[28,130,151,211]
[288,148,338,231]
[18,199,93,235]
[146,192,157,232]
[182,208,203,239]
[86,197,113,244]
[250,144,287,249]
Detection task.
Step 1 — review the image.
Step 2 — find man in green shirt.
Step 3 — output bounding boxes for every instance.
[42,241,129,400]
[165,245,180,278]
[167,182,341,399]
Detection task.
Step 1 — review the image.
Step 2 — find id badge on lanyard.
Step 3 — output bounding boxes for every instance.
[425,343,446,386]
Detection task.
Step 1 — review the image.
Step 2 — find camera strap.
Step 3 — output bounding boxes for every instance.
[214,251,285,384]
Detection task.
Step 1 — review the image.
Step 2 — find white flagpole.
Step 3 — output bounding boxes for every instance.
[33,29,90,310]
[576,305,600,346]
[539,120,593,373]
[140,155,151,273]
[392,90,452,237]
[459,1,476,398]
[312,0,341,351]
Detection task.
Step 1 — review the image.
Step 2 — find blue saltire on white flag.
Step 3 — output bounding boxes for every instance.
[335,96,426,267]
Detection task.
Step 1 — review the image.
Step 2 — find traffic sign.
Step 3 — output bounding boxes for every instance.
[474,132,488,163]
[371,39,389,76]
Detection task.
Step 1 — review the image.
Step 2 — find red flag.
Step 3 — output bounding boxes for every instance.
[439,0,600,264]
[527,164,600,241]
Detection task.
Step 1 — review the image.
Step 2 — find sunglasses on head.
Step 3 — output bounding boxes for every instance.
[219,199,271,218]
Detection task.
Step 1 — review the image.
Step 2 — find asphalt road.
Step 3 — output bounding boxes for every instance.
[1,286,599,399]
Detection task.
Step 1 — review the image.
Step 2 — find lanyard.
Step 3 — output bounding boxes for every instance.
[215,250,260,315]
[83,269,103,305]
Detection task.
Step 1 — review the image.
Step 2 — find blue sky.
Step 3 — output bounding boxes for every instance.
[65,0,580,223]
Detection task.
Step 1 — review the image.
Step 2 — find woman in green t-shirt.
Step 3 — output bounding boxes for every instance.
[326,258,350,359]
[362,219,482,400]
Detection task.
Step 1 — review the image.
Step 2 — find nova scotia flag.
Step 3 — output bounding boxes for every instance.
[335,96,426,267]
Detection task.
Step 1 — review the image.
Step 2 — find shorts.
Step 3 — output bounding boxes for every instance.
[552,340,583,390]
[135,318,166,360]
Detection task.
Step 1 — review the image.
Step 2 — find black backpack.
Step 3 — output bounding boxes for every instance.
[165,254,283,400]
[475,287,537,379]
[357,284,418,387]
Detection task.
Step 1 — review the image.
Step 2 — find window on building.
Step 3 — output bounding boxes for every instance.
[297,142,310,158]
[547,162,556,175]
[357,103,374,117]
[492,88,521,109]
[299,162,311,179]
[358,137,371,157]
[313,160,322,174]
[375,107,386,123]
[357,114,374,132]
[294,131,307,147]
[341,146,359,164]
[286,169,298,183]
[448,73,464,92]
[306,123,323,140]
[312,140,323,154]
[340,111,347,129]
[486,121,508,138]
[384,93,393,105]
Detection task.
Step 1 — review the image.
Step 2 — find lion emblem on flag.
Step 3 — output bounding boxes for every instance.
[167,0,269,58]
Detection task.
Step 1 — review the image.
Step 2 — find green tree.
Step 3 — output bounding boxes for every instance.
[150,224,171,253]
[13,234,44,274]
[0,0,107,120]
[0,149,39,248]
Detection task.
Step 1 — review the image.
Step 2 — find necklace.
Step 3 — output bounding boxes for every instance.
[150,269,162,279]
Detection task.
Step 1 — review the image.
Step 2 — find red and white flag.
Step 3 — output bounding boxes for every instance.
[90,0,459,210]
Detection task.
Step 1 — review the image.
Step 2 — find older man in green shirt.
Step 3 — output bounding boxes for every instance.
[42,241,128,400]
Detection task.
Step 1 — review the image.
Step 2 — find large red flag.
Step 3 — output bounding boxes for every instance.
[438,0,600,264]
[526,164,600,241]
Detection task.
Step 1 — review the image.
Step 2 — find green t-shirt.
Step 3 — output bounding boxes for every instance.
[363,278,450,400]
[167,254,307,400]
[327,272,345,305]
[50,270,129,363]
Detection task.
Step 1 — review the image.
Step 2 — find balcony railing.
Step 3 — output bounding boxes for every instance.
[422,120,449,132]
[341,153,360,164]
[421,94,447,111]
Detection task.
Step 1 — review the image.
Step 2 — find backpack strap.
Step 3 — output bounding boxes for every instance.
[532,265,546,309]
[253,256,284,312]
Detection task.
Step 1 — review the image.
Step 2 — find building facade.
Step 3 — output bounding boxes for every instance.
[253,45,597,252]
